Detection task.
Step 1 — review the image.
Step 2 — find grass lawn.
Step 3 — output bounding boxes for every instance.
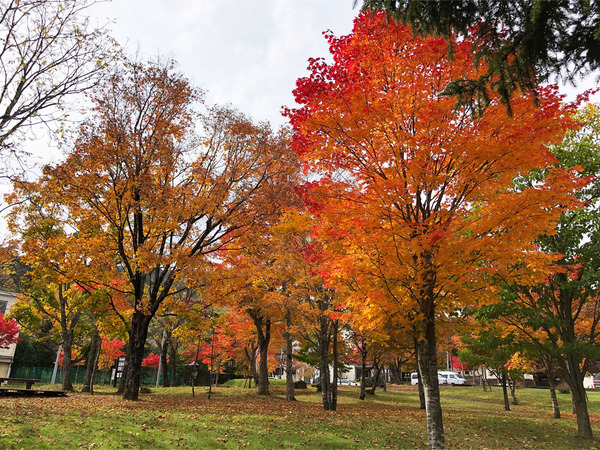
[0,382,599,449]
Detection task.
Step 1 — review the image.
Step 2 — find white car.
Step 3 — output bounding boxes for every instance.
[410,372,447,385]
[438,371,466,385]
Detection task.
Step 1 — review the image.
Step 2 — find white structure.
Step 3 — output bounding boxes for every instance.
[0,291,19,378]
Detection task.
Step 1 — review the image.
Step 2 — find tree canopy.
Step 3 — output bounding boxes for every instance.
[358,0,600,110]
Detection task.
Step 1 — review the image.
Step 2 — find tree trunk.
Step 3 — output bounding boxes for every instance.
[82,326,101,394]
[123,311,152,400]
[368,362,381,396]
[565,358,593,438]
[508,374,518,405]
[501,373,511,411]
[416,312,445,449]
[61,328,76,391]
[319,311,332,411]
[58,284,80,392]
[161,336,170,387]
[331,319,338,411]
[284,308,296,401]
[245,343,259,386]
[414,338,425,409]
[169,335,178,387]
[248,310,271,396]
[359,339,367,401]
[548,361,560,419]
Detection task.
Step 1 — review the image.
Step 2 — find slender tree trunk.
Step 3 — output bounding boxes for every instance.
[123,312,152,400]
[501,373,511,411]
[160,335,170,387]
[368,362,381,395]
[508,374,518,405]
[284,308,296,401]
[169,336,178,387]
[416,302,445,450]
[331,319,338,411]
[548,361,560,419]
[319,311,332,411]
[58,284,80,392]
[61,329,76,391]
[359,339,367,401]
[414,338,425,409]
[245,344,259,386]
[565,357,593,438]
[248,310,271,396]
[82,326,101,394]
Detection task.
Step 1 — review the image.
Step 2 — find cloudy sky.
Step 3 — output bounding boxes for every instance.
[89,0,359,128]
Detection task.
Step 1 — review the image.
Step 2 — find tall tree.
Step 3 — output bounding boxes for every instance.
[0,0,117,155]
[358,0,600,109]
[9,59,298,400]
[286,12,581,449]
[472,103,600,439]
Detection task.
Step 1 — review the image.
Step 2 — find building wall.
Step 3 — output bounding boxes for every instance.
[0,291,19,378]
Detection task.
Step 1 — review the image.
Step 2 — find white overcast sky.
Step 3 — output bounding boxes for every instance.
[89,0,359,128]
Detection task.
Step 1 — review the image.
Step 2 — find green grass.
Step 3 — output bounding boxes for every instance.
[0,383,598,448]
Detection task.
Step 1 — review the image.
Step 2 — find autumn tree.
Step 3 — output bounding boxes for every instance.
[0,0,117,157]
[286,12,581,449]
[8,59,299,400]
[0,313,19,348]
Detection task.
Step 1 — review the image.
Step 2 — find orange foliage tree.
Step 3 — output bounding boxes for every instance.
[9,59,298,401]
[286,12,581,448]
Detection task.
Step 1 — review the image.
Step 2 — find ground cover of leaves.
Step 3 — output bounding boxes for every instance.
[0,385,598,449]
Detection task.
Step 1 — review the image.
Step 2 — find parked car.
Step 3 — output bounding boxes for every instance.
[410,372,448,385]
[593,373,600,389]
[338,379,358,386]
[438,371,467,385]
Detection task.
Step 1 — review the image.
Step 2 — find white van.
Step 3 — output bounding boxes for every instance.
[410,372,448,385]
[438,371,466,385]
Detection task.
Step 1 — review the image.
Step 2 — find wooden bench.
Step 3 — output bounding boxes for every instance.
[0,377,40,389]
[0,387,67,397]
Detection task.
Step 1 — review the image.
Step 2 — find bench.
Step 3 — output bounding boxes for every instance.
[0,377,40,389]
[0,387,67,397]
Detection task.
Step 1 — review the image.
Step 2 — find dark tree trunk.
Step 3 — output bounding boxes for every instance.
[508,374,518,405]
[368,362,381,395]
[284,308,296,401]
[160,335,170,387]
[564,357,593,438]
[123,311,152,400]
[416,301,445,450]
[58,284,80,392]
[548,360,561,419]
[248,309,271,396]
[169,336,178,387]
[319,310,332,411]
[244,344,259,386]
[414,338,425,409]
[60,327,77,391]
[82,326,101,394]
[331,319,338,411]
[501,373,511,411]
[359,339,367,400]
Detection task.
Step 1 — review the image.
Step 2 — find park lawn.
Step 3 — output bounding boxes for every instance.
[0,384,598,449]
